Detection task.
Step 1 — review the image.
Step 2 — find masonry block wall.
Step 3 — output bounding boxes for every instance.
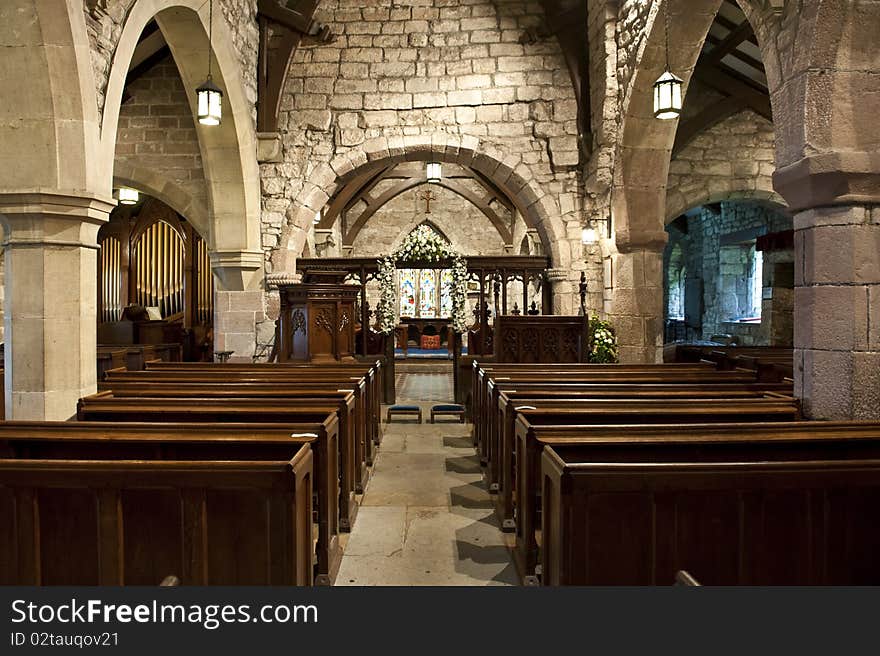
[665,201,793,346]
[348,185,511,258]
[114,55,208,218]
[666,82,780,219]
[260,0,585,303]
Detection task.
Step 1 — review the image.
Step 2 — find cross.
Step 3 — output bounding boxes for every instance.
[419,188,437,214]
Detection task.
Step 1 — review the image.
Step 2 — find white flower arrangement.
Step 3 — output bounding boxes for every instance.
[588,316,619,363]
[375,225,469,335]
[375,255,398,335]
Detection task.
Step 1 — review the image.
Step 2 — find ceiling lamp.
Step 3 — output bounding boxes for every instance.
[426,162,442,183]
[653,1,683,120]
[581,225,598,244]
[117,187,139,205]
[196,0,222,126]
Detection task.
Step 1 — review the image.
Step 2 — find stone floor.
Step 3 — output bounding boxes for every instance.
[336,367,518,586]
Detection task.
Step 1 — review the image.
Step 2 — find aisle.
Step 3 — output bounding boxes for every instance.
[336,370,517,586]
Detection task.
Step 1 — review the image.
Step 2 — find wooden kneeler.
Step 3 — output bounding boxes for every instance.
[386,405,422,423]
[430,404,466,423]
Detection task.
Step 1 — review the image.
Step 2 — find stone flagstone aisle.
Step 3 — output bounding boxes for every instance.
[336,369,517,586]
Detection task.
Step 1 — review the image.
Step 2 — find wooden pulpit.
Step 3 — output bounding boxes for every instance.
[276,270,359,363]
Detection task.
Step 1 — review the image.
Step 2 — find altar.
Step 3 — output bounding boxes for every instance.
[395,317,452,355]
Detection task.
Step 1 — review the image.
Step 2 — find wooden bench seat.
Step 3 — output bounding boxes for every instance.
[0,421,336,583]
[489,392,798,527]
[0,449,313,585]
[512,402,802,580]
[541,427,880,585]
[102,365,382,455]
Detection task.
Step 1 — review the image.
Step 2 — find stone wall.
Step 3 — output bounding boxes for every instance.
[666,82,781,220]
[114,55,208,218]
[347,185,512,258]
[665,200,793,346]
[260,0,585,309]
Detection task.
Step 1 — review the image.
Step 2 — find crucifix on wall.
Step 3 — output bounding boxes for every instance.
[419,188,437,214]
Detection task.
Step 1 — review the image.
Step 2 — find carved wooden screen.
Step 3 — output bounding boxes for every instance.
[99,236,123,322]
[131,220,185,319]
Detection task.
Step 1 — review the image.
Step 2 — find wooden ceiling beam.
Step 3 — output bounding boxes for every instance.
[703,19,754,68]
[318,166,391,229]
[693,64,772,121]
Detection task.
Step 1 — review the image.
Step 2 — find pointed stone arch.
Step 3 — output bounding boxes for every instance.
[100,0,262,284]
[269,135,569,280]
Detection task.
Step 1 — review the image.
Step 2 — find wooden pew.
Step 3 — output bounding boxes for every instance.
[104,365,382,456]
[0,421,332,584]
[513,402,802,581]
[473,366,770,462]
[93,382,370,513]
[143,359,387,422]
[0,450,313,585]
[490,389,796,529]
[540,423,880,584]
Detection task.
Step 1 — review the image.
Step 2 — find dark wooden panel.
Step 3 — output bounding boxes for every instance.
[38,489,99,585]
[0,488,14,584]
[585,493,653,585]
[122,489,183,585]
[207,490,270,584]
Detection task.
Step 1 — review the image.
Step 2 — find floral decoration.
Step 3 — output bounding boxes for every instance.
[375,255,398,335]
[588,315,619,363]
[376,225,469,335]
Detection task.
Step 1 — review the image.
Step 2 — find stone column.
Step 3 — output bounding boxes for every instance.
[210,250,265,362]
[545,268,571,314]
[606,247,664,364]
[0,192,113,419]
[793,204,880,419]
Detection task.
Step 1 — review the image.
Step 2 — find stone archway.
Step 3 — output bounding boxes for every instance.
[112,161,209,239]
[0,0,113,418]
[269,135,570,281]
[666,187,786,224]
[100,0,262,292]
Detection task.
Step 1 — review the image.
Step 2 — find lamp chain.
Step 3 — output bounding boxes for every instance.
[664,0,670,71]
[207,0,214,80]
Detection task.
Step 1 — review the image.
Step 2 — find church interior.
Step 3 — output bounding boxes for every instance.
[1,0,879,587]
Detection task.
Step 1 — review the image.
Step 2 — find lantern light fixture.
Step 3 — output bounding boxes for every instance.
[581,225,598,245]
[117,187,139,205]
[196,0,222,126]
[426,162,442,183]
[653,1,683,120]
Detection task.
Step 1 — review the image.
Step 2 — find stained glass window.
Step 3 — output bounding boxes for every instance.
[419,271,437,316]
[399,269,416,317]
[440,269,453,317]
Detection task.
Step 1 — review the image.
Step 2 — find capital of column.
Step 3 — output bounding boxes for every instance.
[0,191,115,248]
[773,152,880,212]
[265,271,302,288]
[209,250,265,292]
[545,268,569,283]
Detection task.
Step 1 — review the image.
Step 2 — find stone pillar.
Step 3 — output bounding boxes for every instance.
[606,247,664,363]
[0,192,112,419]
[545,268,572,314]
[210,250,265,362]
[793,205,880,419]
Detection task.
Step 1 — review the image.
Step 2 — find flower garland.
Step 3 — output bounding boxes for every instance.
[375,255,398,335]
[375,225,469,334]
[450,254,469,334]
[588,315,619,363]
